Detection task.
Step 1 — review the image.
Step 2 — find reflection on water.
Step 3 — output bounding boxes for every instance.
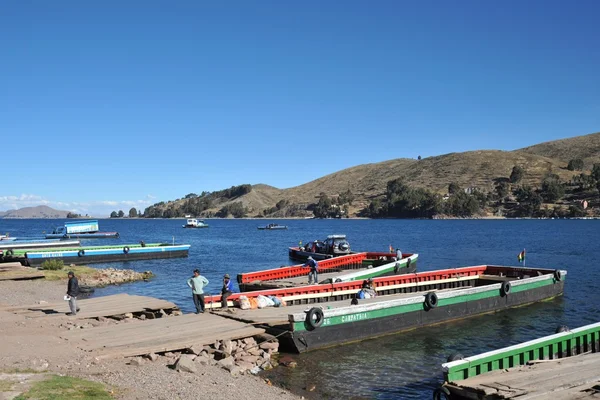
[2,218,598,399]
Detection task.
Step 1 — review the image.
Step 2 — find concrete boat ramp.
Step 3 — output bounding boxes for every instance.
[2,294,264,359]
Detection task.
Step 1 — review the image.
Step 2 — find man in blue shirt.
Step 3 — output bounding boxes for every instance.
[187,269,209,314]
[304,256,319,285]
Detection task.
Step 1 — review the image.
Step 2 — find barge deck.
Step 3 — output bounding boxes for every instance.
[438,321,600,399]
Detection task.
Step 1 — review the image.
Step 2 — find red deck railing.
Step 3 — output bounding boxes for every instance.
[208,264,488,306]
[237,252,369,284]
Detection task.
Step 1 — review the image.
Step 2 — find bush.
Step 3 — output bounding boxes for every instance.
[41,259,65,270]
[567,159,584,171]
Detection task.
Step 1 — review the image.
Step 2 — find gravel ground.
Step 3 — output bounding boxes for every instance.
[0,280,303,400]
[0,279,65,306]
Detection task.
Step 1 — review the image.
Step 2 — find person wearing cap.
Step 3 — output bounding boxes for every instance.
[187,269,209,314]
[303,256,319,284]
[66,271,80,315]
[221,274,235,309]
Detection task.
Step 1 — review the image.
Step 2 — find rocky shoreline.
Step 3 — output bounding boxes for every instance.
[77,267,154,287]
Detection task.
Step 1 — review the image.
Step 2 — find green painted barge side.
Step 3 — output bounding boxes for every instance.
[442,321,600,383]
[290,274,559,332]
[7,243,165,256]
[283,268,566,353]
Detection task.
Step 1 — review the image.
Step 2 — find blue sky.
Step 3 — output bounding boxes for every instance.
[1,0,599,216]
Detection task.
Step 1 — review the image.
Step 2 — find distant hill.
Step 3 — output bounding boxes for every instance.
[517,131,600,166]
[0,205,71,219]
[144,130,600,218]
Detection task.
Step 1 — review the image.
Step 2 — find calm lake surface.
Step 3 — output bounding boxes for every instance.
[2,218,599,399]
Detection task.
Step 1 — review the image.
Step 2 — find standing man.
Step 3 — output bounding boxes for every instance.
[66,271,80,316]
[304,256,319,285]
[221,274,234,308]
[187,269,209,314]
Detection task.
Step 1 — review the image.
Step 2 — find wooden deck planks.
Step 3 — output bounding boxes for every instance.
[448,352,600,399]
[62,313,264,358]
[4,294,177,318]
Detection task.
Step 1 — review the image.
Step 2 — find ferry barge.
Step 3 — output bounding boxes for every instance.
[1,242,190,266]
[210,265,566,353]
[237,251,418,292]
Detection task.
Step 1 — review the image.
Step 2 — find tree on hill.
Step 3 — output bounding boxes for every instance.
[514,186,542,217]
[541,175,565,202]
[448,182,461,195]
[118,210,125,218]
[313,194,333,218]
[110,211,118,218]
[510,166,524,184]
[129,208,137,218]
[495,181,509,200]
[217,202,247,218]
[592,163,600,182]
[567,159,584,171]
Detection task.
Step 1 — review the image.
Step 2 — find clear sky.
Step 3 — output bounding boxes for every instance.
[1,0,599,217]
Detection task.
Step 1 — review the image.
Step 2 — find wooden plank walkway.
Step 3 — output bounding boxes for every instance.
[62,312,264,359]
[0,262,44,281]
[446,352,600,399]
[1,294,178,319]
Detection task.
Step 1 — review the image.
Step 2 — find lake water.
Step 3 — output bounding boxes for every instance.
[2,218,599,399]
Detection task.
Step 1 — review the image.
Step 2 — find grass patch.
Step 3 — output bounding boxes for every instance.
[42,266,98,281]
[14,375,112,400]
[0,379,14,391]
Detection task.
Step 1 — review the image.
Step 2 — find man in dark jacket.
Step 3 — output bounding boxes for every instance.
[304,256,319,284]
[66,271,80,315]
[221,274,235,309]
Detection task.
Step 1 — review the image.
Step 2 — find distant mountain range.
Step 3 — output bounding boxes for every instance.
[145,131,600,217]
[0,205,71,219]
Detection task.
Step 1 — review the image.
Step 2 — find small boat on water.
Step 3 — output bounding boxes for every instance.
[236,251,418,291]
[45,220,119,239]
[1,242,190,266]
[0,234,15,242]
[182,218,209,228]
[209,264,567,353]
[289,234,403,262]
[257,223,288,230]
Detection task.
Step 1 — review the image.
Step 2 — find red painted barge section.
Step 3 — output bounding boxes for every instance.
[236,252,413,284]
[207,264,485,306]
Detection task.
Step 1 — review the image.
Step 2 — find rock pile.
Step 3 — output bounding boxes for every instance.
[78,268,154,287]
[129,335,281,376]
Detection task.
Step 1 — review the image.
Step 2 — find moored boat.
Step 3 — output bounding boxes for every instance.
[0,239,80,254]
[1,242,191,266]
[209,264,566,353]
[236,251,418,291]
[290,234,351,261]
[257,223,288,230]
[45,220,119,239]
[182,218,209,228]
[0,234,16,242]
